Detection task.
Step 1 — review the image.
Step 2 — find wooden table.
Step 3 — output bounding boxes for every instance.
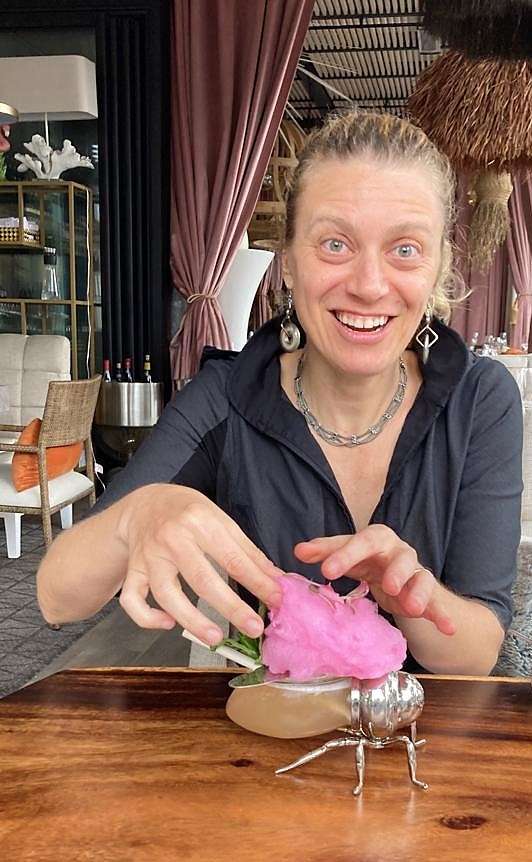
[0,669,531,862]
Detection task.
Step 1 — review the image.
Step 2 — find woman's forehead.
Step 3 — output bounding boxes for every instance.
[295,157,444,224]
[300,156,433,194]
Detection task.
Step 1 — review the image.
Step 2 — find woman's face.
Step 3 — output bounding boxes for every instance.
[283,157,445,377]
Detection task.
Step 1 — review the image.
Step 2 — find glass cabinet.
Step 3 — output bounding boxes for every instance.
[0,181,98,378]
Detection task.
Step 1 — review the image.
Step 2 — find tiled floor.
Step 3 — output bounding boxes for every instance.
[0,509,195,699]
[0,513,116,698]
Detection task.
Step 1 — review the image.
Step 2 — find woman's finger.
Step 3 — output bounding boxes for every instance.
[174,513,282,607]
[422,597,456,636]
[177,504,283,603]
[119,557,177,630]
[220,514,285,580]
[395,568,435,616]
[378,546,421,597]
[294,535,350,563]
[296,526,403,580]
[153,536,266,639]
[125,548,227,644]
[393,569,456,635]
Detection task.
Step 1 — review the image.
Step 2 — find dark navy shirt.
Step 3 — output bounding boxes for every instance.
[95,317,523,669]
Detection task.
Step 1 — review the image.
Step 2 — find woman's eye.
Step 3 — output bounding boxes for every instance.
[394,244,419,259]
[323,239,346,254]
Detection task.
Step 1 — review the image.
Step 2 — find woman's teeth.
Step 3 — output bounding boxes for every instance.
[334,312,389,332]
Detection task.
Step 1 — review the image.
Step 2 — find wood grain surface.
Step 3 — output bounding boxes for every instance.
[0,668,530,862]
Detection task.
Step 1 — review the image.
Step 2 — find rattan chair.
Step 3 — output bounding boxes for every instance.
[0,376,101,557]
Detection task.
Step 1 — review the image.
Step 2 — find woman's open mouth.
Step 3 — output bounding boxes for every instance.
[333,311,391,334]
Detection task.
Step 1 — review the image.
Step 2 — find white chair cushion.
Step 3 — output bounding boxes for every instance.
[0,433,17,444]
[0,334,27,425]
[0,464,92,508]
[0,334,71,425]
[21,335,70,425]
[23,335,70,374]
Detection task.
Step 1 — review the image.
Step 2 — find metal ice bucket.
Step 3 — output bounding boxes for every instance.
[95,382,163,428]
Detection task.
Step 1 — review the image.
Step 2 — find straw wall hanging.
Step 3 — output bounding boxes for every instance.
[409,50,532,268]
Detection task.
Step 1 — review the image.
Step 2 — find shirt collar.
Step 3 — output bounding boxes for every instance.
[227,315,471,427]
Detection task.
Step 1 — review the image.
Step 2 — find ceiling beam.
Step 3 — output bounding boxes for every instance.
[308,20,421,31]
[290,98,408,106]
[310,12,421,24]
[302,44,419,54]
[301,73,417,82]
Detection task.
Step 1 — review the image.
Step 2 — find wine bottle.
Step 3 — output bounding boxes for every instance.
[143,354,152,383]
[102,359,112,382]
[41,247,60,300]
[124,358,134,383]
[115,361,123,382]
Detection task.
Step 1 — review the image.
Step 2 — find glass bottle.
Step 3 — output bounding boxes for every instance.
[114,361,123,382]
[102,359,112,382]
[143,354,152,383]
[469,331,479,352]
[41,247,60,300]
[124,358,134,383]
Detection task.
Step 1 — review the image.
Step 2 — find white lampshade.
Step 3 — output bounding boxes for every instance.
[0,55,98,121]
[0,102,19,125]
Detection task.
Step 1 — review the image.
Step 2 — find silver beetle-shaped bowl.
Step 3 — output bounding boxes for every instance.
[349,670,425,738]
[226,668,428,793]
[274,671,428,794]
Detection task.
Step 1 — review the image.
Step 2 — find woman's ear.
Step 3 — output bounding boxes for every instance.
[282,252,293,290]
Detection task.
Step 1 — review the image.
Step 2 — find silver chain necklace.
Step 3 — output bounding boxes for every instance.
[294,356,408,447]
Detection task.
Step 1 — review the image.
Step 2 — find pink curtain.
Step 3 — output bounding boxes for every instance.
[169,0,314,382]
[508,171,532,349]
[249,251,283,333]
[451,174,508,344]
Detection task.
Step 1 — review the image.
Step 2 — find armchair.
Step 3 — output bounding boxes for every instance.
[0,376,101,557]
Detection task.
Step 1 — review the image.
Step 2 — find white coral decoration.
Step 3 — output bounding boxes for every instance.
[14,135,94,180]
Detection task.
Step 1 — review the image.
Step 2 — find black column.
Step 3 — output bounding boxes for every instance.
[97,6,171,393]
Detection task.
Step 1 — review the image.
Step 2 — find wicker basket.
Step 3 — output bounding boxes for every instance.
[0,225,41,245]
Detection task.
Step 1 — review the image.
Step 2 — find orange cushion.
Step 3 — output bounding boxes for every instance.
[11,418,83,492]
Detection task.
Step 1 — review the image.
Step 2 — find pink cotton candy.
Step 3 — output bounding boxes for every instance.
[262,572,407,681]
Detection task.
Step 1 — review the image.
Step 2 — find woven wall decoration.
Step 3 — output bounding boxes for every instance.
[409,50,531,266]
[409,52,532,172]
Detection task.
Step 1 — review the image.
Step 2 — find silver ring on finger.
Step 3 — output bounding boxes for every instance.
[411,566,434,578]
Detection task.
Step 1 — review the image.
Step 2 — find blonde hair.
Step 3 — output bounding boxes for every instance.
[285,111,458,322]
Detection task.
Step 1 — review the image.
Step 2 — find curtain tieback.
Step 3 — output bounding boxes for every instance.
[186,293,216,305]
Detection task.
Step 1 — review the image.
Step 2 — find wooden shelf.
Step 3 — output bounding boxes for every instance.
[0,180,94,379]
[0,241,43,253]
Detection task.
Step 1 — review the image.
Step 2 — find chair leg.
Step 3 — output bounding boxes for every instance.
[41,509,53,547]
[60,504,73,530]
[3,513,22,558]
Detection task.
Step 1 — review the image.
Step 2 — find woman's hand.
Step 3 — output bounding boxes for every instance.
[294,525,456,635]
[116,484,283,646]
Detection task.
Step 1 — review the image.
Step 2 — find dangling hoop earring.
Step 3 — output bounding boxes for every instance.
[415,297,439,364]
[280,289,301,352]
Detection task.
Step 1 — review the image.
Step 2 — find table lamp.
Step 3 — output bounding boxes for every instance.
[0,55,97,179]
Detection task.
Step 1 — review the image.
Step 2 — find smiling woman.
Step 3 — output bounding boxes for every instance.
[37,111,522,679]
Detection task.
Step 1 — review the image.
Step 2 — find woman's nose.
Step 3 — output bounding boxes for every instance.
[345,252,390,302]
